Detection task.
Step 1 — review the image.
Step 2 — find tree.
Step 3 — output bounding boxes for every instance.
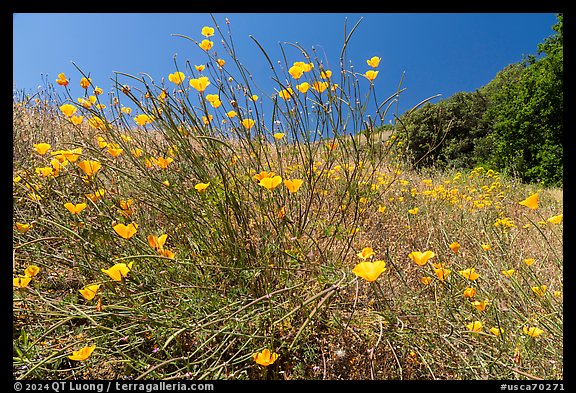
[396,14,563,186]
[396,90,491,170]
[485,14,563,186]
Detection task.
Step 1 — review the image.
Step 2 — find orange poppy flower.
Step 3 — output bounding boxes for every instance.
[253,349,279,366]
[64,202,87,215]
[519,193,538,209]
[68,345,96,361]
[352,259,386,282]
[101,262,133,281]
[113,223,138,240]
[408,251,435,266]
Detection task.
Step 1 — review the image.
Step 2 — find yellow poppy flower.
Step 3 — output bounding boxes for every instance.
[320,70,332,79]
[273,132,285,140]
[148,234,168,251]
[523,326,544,338]
[524,258,535,266]
[28,192,42,201]
[366,56,381,68]
[201,26,215,37]
[296,82,310,93]
[168,71,186,85]
[59,104,77,117]
[35,166,55,177]
[60,148,82,163]
[288,65,304,79]
[449,241,460,254]
[107,147,124,158]
[481,244,492,251]
[278,88,293,100]
[68,345,96,361]
[78,97,92,109]
[195,65,205,72]
[24,265,40,278]
[14,222,31,233]
[434,266,451,281]
[408,207,419,215]
[205,94,219,103]
[56,73,69,86]
[199,39,213,51]
[113,223,138,240]
[547,214,563,224]
[94,86,103,95]
[357,247,376,260]
[531,285,547,297]
[466,321,483,332]
[519,193,538,209]
[13,276,32,289]
[96,136,108,149]
[33,143,51,156]
[490,327,504,336]
[459,268,480,281]
[216,58,225,67]
[80,77,91,89]
[472,299,489,311]
[226,110,237,118]
[301,62,314,72]
[364,70,379,81]
[463,287,476,298]
[69,116,84,126]
[158,248,175,259]
[85,189,105,203]
[284,179,303,193]
[121,107,132,115]
[501,269,515,278]
[352,259,386,282]
[88,116,106,130]
[79,284,101,301]
[242,119,256,129]
[194,182,210,193]
[119,199,133,211]
[253,171,275,181]
[190,76,210,92]
[253,349,279,366]
[408,251,435,266]
[312,81,328,93]
[134,114,154,126]
[155,156,173,169]
[101,262,134,282]
[259,175,283,190]
[77,160,102,177]
[421,276,432,285]
[64,202,87,215]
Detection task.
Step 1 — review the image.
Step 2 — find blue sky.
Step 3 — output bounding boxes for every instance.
[13,13,559,122]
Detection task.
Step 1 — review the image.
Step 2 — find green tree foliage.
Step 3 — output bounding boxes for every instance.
[485,14,563,186]
[396,14,563,186]
[396,90,491,169]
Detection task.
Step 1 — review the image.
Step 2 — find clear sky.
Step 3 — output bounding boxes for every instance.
[13,13,559,121]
